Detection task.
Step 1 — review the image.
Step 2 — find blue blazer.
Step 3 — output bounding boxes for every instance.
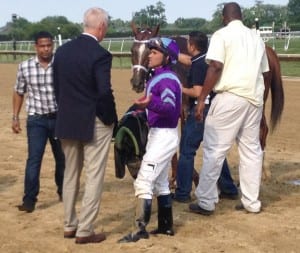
[53,34,117,141]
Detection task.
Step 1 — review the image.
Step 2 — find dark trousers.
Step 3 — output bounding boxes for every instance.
[23,114,65,205]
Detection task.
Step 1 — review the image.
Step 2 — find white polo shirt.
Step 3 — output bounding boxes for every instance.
[206,20,269,106]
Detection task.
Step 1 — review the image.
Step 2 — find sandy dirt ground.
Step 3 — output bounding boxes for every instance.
[0,64,299,253]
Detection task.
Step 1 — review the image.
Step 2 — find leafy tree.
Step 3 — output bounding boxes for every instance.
[1,1,299,41]
[38,16,81,39]
[243,4,287,30]
[132,1,167,27]
[207,3,224,32]
[245,1,287,29]
[207,1,289,33]
[9,17,31,40]
[18,16,81,40]
[109,18,129,33]
[287,0,300,23]
[174,18,207,29]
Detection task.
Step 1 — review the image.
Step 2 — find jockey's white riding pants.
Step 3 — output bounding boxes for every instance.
[134,127,179,199]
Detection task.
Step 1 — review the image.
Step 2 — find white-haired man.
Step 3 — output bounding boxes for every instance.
[53,7,117,244]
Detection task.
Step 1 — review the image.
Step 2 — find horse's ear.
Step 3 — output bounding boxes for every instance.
[131,22,138,36]
[153,24,160,37]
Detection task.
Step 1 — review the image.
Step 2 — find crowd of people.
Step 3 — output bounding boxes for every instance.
[12,2,269,245]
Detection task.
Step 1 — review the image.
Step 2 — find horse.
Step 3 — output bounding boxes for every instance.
[129,23,284,185]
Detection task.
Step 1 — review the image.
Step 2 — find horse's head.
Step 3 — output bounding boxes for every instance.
[130,22,160,93]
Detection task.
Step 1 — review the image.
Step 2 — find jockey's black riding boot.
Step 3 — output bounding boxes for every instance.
[118,198,152,243]
[150,194,174,236]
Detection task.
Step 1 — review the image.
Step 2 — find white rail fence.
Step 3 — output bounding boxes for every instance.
[1,34,300,64]
[0,38,134,52]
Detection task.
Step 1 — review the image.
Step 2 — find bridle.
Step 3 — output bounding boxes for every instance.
[131,39,150,74]
[130,24,160,93]
[131,31,153,74]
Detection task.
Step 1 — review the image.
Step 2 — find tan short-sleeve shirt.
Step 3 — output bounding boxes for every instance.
[206,20,269,106]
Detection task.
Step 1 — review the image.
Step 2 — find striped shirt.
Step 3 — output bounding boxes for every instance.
[15,56,57,115]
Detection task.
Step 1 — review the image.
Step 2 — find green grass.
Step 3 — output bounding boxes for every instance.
[280,61,300,76]
[265,37,300,54]
[265,37,300,76]
[100,40,132,52]
[112,56,131,68]
[2,54,299,76]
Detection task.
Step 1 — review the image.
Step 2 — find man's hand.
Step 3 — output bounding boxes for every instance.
[195,100,206,122]
[12,118,21,133]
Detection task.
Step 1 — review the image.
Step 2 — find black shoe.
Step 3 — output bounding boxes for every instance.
[17,203,35,213]
[117,230,149,243]
[171,193,191,203]
[189,203,213,216]
[150,227,174,236]
[219,192,239,200]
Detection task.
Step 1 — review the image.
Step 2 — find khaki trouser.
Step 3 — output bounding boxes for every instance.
[62,118,113,237]
[195,92,263,213]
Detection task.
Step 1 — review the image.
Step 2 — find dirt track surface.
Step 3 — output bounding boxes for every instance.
[0,64,299,253]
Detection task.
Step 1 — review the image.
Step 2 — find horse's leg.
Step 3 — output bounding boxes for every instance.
[192,169,199,186]
[169,152,199,188]
[169,153,178,189]
[260,109,271,181]
[260,47,284,181]
[260,61,273,181]
[260,112,268,151]
[170,100,188,189]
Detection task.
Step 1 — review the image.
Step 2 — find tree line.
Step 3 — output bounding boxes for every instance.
[1,0,299,41]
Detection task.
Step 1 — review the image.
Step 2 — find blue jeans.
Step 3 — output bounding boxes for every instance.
[23,114,65,206]
[174,106,238,200]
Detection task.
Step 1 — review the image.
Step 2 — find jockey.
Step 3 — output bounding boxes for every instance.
[118,37,181,243]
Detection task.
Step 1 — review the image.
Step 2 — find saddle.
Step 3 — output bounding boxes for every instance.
[114,105,148,179]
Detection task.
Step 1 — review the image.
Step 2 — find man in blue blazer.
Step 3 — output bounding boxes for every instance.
[53,7,117,244]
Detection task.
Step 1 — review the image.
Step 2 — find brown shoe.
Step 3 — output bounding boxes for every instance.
[75,233,106,244]
[64,230,76,238]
